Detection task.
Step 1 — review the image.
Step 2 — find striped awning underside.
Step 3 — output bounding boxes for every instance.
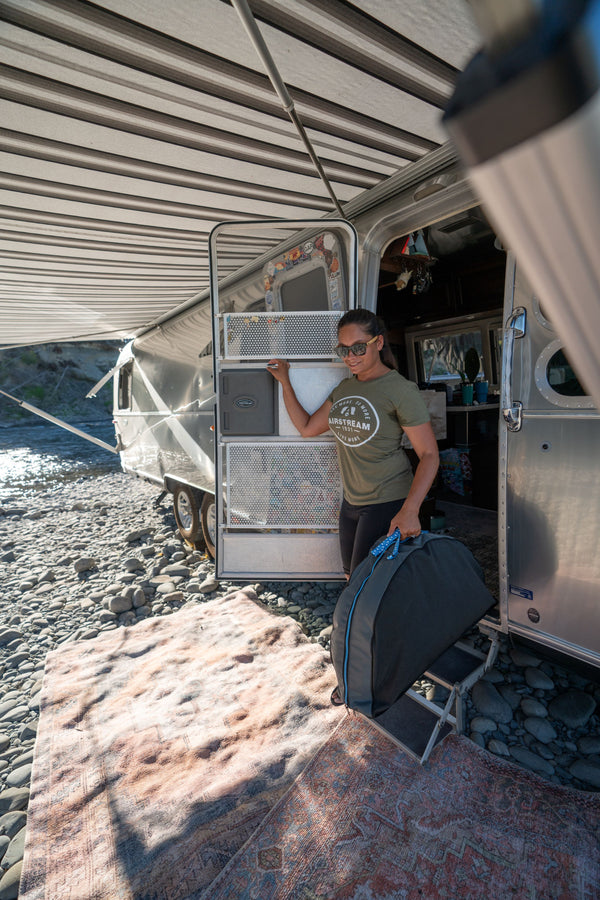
[0,0,479,347]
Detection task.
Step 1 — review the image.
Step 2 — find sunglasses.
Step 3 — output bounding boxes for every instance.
[334,334,379,359]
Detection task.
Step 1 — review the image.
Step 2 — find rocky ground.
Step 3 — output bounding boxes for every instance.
[0,473,599,898]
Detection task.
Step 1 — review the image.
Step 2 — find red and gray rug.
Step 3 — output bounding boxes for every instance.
[205,715,600,899]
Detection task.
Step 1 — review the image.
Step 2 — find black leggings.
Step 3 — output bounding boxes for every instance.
[339,497,404,576]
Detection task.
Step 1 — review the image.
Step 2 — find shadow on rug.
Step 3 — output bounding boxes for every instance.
[19,589,343,900]
[204,715,600,900]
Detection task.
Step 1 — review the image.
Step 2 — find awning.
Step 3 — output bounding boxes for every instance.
[0,0,480,348]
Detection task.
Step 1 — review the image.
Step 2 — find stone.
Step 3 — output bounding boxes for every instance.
[0,835,9,861]
[162,564,190,577]
[524,667,554,690]
[548,691,596,728]
[108,595,133,614]
[470,716,497,734]
[0,737,8,754]
[123,557,144,572]
[132,588,147,608]
[523,717,557,744]
[0,707,29,724]
[509,648,542,667]
[0,630,22,648]
[5,765,32,789]
[156,582,176,595]
[509,746,554,777]
[578,735,600,756]
[0,701,19,721]
[163,591,184,603]
[0,861,22,900]
[199,576,219,594]
[471,681,513,724]
[520,697,548,718]
[569,759,600,790]
[73,557,97,573]
[185,581,201,593]
[0,789,29,815]
[487,739,510,757]
[2,827,26,870]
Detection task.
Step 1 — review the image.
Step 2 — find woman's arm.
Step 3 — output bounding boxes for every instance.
[388,421,439,537]
[267,359,331,437]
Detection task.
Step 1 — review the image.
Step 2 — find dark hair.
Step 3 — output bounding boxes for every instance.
[337,308,398,370]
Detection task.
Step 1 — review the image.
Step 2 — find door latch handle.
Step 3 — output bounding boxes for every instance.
[502,400,523,432]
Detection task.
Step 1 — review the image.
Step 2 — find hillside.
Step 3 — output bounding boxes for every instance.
[0,341,122,425]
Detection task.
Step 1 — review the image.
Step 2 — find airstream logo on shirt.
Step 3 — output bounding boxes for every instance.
[329,396,379,446]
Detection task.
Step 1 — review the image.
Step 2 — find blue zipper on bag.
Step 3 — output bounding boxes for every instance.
[341,528,401,706]
[340,529,430,705]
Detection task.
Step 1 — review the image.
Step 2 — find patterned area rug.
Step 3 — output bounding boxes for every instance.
[205,715,600,900]
[19,590,342,900]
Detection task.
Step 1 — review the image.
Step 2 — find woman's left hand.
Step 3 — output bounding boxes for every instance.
[388,504,421,538]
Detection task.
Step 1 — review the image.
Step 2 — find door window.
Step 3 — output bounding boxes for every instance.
[546,348,587,397]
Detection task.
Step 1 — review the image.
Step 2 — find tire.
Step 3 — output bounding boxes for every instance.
[173,484,204,546]
[200,493,216,558]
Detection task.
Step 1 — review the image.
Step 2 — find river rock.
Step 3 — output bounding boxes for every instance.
[509,647,542,667]
[2,826,25,870]
[108,595,133,614]
[487,739,510,757]
[569,759,600,789]
[0,630,22,647]
[0,790,29,815]
[578,735,600,755]
[548,691,596,728]
[523,717,557,744]
[509,746,554,777]
[471,681,513,724]
[524,667,554,690]
[0,861,22,900]
[5,765,32,789]
[520,697,548,718]
[199,576,219,593]
[73,557,97,573]
[470,716,497,734]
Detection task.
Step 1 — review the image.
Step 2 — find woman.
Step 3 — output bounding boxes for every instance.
[268,308,439,579]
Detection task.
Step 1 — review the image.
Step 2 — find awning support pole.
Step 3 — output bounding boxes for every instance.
[0,389,120,454]
[230,0,346,218]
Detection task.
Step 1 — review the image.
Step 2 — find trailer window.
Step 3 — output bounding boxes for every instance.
[118,362,133,409]
[546,348,587,397]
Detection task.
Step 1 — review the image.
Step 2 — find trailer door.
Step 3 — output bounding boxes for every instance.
[500,256,600,666]
[210,220,357,580]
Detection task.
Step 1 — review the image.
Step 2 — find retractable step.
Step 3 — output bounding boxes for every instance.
[366,628,500,764]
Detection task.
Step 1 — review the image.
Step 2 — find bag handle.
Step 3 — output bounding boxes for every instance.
[371,528,419,561]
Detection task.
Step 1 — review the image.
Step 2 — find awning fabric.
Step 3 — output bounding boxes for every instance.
[0,0,479,348]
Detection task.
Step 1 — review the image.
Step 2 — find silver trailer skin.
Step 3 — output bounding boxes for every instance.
[111,160,600,671]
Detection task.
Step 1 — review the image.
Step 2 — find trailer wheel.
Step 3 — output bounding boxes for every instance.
[173,484,204,546]
[201,493,216,558]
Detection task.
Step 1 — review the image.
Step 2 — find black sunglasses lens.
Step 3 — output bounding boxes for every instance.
[335,342,367,358]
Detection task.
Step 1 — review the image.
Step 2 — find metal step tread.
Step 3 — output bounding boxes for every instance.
[370,691,454,762]
[424,642,486,688]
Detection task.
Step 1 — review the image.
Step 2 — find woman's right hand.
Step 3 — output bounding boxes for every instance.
[266,359,290,383]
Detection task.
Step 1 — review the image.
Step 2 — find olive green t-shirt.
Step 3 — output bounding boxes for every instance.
[327,370,430,505]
